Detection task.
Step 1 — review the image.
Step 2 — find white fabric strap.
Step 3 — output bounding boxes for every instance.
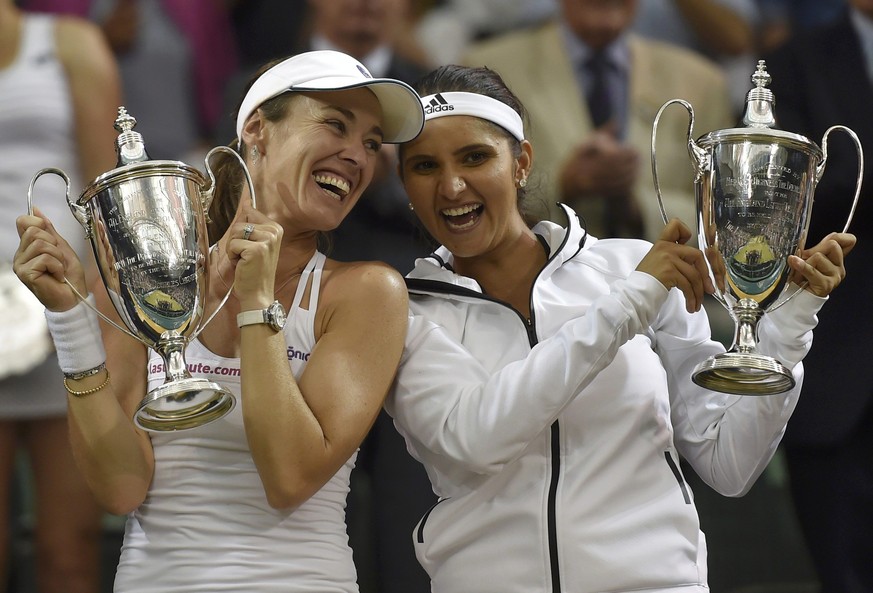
[44,295,106,375]
[420,92,525,141]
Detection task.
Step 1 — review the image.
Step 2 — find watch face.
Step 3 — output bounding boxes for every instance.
[268,301,287,331]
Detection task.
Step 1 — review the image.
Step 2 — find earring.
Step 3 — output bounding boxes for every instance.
[250,145,260,163]
[518,177,528,188]
[408,203,414,211]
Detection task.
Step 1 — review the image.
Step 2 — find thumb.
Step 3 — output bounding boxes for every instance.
[658,218,692,245]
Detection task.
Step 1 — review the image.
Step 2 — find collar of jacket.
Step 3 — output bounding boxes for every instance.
[406,203,588,294]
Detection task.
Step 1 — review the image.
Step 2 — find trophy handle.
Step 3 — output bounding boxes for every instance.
[203,145,258,211]
[768,124,864,313]
[27,168,141,340]
[194,146,259,338]
[818,124,863,233]
[651,98,708,225]
[28,167,71,215]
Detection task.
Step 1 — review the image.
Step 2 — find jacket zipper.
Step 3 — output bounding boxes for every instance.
[407,225,576,591]
[526,317,562,593]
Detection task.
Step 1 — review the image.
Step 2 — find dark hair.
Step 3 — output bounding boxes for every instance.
[404,65,547,225]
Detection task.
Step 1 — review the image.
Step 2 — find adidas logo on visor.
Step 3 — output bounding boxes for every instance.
[424,93,454,114]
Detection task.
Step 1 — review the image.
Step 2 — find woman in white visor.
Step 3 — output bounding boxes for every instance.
[14,50,424,592]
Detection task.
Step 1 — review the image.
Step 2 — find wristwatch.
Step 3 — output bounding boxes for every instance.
[237,300,287,332]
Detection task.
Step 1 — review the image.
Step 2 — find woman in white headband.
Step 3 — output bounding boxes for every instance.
[14,50,424,592]
[389,64,853,593]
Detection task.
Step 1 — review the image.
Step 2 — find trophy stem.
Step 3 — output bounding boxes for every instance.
[134,334,235,432]
[732,299,764,355]
[163,336,191,382]
[692,299,795,395]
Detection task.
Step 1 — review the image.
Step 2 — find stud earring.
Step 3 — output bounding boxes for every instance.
[518,177,528,188]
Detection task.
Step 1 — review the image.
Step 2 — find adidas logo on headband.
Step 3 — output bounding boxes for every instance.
[424,93,455,114]
[419,91,526,141]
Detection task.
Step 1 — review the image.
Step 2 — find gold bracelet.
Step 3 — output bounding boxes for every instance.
[63,369,111,397]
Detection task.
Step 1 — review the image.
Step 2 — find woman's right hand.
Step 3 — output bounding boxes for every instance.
[636,218,715,313]
[223,196,284,310]
[14,208,87,312]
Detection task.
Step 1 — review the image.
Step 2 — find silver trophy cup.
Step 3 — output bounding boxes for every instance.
[28,107,255,430]
[651,61,862,395]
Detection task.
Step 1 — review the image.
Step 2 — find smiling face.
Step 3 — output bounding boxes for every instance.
[400,115,532,259]
[245,87,384,233]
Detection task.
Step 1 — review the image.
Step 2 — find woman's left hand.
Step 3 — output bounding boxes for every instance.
[788,232,856,297]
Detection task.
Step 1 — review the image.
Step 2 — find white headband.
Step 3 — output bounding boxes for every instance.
[420,92,525,141]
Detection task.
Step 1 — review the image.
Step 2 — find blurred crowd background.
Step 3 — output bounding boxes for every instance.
[4,1,869,592]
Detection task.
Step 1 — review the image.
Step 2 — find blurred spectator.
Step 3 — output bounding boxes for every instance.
[635,0,758,57]
[414,0,558,65]
[765,4,873,592]
[0,0,121,591]
[463,0,734,242]
[26,0,239,162]
[228,0,308,70]
[631,0,760,113]
[757,0,847,52]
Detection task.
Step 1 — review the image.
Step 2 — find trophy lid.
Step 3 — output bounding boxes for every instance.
[696,60,822,159]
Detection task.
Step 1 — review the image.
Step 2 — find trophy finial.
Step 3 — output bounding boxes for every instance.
[114,106,150,166]
[114,107,137,134]
[742,60,776,128]
[751,60,771,90]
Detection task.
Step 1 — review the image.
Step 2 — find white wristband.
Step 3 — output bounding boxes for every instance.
[44,296,106,375]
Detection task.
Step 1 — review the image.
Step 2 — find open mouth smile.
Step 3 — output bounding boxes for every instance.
[314,173,351,201]
[441,203,483,230]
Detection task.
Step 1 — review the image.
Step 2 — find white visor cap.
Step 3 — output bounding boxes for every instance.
[235,50,425,144]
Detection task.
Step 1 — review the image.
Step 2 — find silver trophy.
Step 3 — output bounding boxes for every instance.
[28,107,255,430]
[651,61,862,395]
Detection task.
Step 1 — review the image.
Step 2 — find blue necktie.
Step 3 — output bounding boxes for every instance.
[586,52,612,127]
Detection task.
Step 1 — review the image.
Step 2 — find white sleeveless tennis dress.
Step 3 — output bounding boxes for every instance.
[116,251,359,592]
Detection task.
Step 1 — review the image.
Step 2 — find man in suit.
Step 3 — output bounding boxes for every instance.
[765,3,873,591]
[463,0,735,242]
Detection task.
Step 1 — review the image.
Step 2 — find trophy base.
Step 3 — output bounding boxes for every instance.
[692,352,795,396]
[134,378,236,432]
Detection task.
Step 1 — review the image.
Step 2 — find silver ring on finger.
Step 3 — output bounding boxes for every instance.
[242,223,254,241]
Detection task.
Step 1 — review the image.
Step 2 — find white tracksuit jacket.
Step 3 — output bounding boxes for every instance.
[386,205,824,593]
